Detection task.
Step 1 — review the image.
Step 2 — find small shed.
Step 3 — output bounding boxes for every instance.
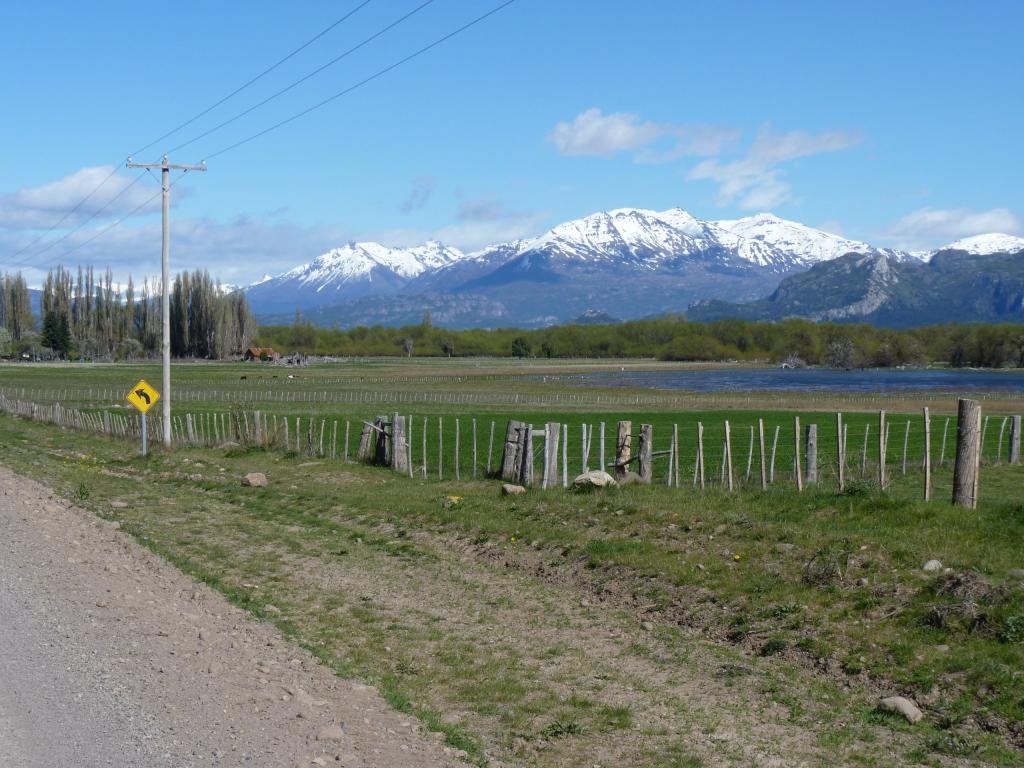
[244,347,277,362]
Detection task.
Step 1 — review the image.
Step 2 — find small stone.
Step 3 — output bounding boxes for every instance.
[641,620,654,632]
[501,483,526,496]
[317,725,345,742]
[857,577,870,587]
[923,559,942,572]
[241,472,268,487]
[263,604,282,615]
[110,500,129,509]
[877,696,923,724]
[774,543,795,553]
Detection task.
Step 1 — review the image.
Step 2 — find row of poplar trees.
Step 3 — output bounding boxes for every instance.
[0,266,255,360]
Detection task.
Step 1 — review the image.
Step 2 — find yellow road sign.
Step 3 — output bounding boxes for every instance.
[126,379,160,414]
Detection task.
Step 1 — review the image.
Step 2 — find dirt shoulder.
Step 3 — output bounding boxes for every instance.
[0,464,465,768]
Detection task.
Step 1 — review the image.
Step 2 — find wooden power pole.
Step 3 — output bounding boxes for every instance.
[125,155,206,447]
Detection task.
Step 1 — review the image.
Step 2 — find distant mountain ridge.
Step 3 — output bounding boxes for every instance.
[688,243,1024,327]
[245,206,1016,328]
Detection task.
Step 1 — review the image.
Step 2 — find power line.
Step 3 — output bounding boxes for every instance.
[36,173,191,269]
[167,0,437,156]
[8,165,122,260]
[205,0,518,161]
[7,172,150,270]
[130,0,375,158]
[8,2,376,266]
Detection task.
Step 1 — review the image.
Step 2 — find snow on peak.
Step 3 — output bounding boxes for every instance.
[714,214,875,264]
[940,233,1024,255]
[280,240,465,290]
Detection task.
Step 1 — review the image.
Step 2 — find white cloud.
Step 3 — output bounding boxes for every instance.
[0,214,350,288]
[687,126,861,210]
[881,207,1023,251]
[548,108,736,160]
[0,165,175,230]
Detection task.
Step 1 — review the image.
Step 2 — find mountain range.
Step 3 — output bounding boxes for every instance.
[245,208,1024,328]
[688,240,1024,327]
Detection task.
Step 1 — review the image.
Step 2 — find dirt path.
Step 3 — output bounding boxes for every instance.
[0,465,466,768]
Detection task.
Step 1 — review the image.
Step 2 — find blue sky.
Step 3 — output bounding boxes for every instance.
[1,0,1022,285]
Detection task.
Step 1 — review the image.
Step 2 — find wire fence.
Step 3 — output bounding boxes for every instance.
[1,391,1019,504]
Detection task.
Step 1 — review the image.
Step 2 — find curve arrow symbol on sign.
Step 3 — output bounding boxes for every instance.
[135,389,150,404]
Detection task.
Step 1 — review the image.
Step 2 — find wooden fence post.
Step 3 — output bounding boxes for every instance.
[1010,415,1021,465]
[673,424,681,487]
[724,420,734,492]
[696,422,705,490]
[438,417,443,480]
[878,410,887,489]
[901,421,910,475]
[520,424,535,486]
[581,424,589,473]
[500,421,525,482]
[923,407,932,502]
[562,422,568,487]
[344,421,350,462]
[638,424,653,484]
[997,416,1008,463]
[391,414,408,474]
[615,421,632,478]
[836,413,845,491]
[769,425,779,484]
[758,418,767,491]
[806,423,818,485]
[745,425,755,482]
[543,422,560,489]
[599,422,606,473]
[472,418,478,478]
[952,398,982,508]
[794,416,803,492]
[422,417,428,478]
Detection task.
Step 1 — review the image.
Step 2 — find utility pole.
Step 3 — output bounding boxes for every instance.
[125,155,206,447]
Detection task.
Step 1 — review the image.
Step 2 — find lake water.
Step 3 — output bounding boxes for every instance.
[556,368,1024,394]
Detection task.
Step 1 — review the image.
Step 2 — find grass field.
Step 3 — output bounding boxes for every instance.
[1,359,1022,766]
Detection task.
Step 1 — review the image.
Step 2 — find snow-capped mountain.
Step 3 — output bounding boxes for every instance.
[939,233,1024,256]
[246,240,464,313]
[505,208,790,270]
[246,207,1023,328]
[715,213,919,264]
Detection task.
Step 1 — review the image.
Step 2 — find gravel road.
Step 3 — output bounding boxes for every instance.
[0,464,466,768]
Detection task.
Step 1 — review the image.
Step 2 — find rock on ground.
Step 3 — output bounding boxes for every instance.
[923,559,943,572]
[571,470,618,491]
[241,472,268,487]
[878,696,924,724]
[501,483,526,496]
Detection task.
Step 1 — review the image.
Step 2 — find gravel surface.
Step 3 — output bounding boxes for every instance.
[0,465,466,768]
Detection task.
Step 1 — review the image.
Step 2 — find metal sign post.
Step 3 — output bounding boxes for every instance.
[126,379,160,457]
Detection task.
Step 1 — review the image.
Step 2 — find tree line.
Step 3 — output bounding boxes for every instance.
[0,267,255,360]
[257,312,1024,368]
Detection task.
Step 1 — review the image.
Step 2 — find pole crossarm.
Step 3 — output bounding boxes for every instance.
[126,156,207,172]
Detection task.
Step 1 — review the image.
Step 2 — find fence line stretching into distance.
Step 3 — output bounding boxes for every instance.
[0,391,1018,506]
